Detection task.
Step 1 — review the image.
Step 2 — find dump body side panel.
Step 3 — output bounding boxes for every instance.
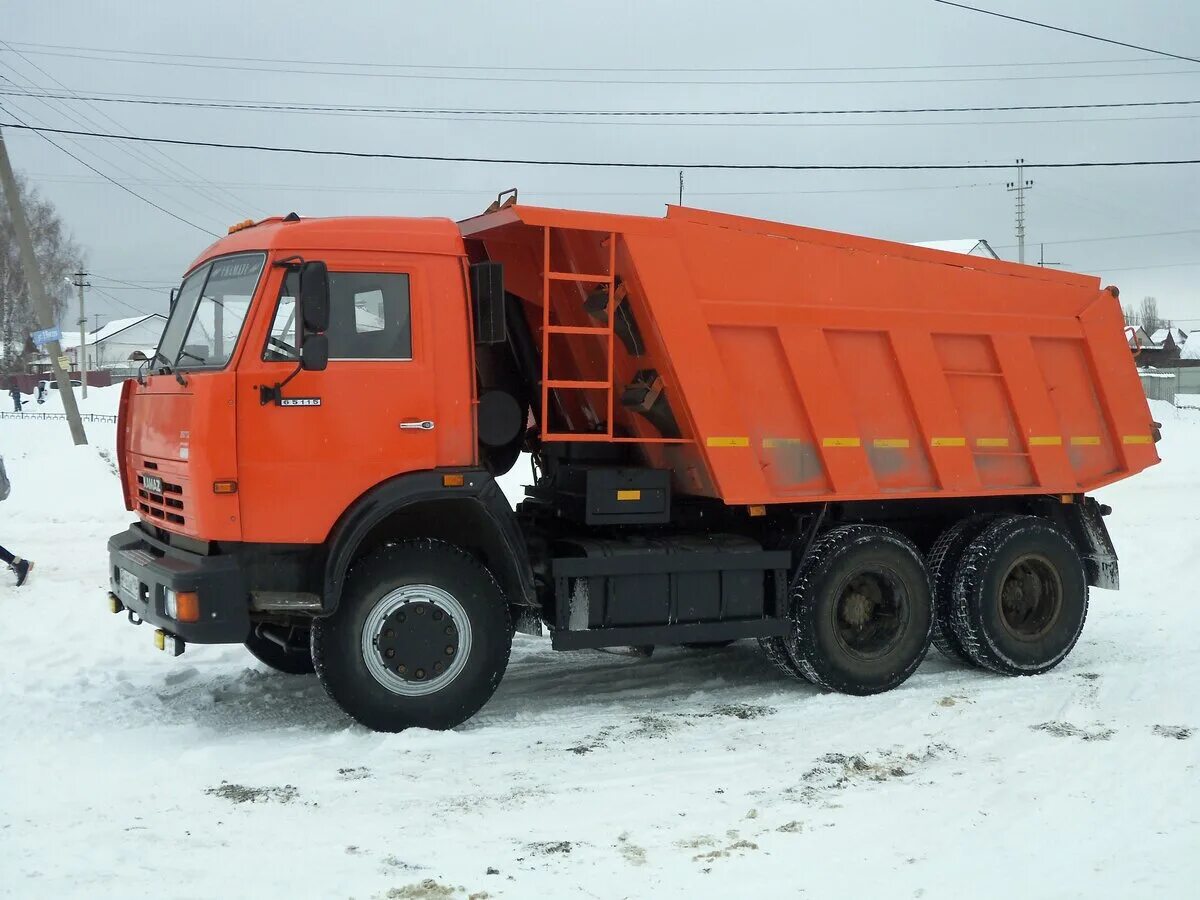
[460,205,1159,505]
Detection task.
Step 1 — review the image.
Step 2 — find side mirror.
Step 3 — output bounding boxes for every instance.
[301,333,328,371]
[299,261,330,334]
[470,261,506,345]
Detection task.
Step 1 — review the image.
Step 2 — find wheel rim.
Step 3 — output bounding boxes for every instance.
[831,569,908,659]
[360,584,473,696]
[998,554,1062,641]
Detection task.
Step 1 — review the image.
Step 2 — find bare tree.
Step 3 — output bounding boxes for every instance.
[0,172,84,373]
[1122,304,1138,326]
[1139,296,1162,336]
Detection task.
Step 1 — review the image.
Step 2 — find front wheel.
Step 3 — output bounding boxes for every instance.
[311,540,512,732]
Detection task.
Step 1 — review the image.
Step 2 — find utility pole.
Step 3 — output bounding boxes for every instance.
[1037,243,1062,268]
[1006,158,1034,264]
[73,270,90,399]
[93,313,102,332]
[678,170,684,206]
[0,126,87,445]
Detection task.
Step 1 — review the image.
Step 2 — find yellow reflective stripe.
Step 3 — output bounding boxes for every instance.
[1028,436,1063,446]
[872,438,910,449]
[762,437,805,448]
[931,436,966,447]
[616,490,641,501]
[822,437,862,448]
[1070,436,1101,446]
[706,436,749,448]
[975,437,1009,448]
[1122,434,1152,445]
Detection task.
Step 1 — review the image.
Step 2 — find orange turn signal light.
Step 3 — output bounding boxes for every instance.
[213,480,238,494]
[175,591,200,623]
[442,473,465,487]
[227,218,255,234]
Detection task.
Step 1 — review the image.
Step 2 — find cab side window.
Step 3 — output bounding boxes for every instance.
[265,270,412,361]
[328,273,411,359]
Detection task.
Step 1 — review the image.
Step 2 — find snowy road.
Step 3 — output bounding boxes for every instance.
[1,399,1197,899]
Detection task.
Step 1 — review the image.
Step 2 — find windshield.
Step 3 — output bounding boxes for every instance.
[155,252,266,371]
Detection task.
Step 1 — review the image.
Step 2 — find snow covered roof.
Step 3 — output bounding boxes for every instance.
[58,314,166,350]
[1183,332,1200,360]
[911,239,1001,260]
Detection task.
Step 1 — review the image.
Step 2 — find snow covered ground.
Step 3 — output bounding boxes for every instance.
[1,392,1197,899]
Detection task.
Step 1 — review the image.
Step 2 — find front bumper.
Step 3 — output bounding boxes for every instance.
[108,524,250,643]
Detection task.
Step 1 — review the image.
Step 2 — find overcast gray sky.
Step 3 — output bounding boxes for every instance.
[2,0,1198,329]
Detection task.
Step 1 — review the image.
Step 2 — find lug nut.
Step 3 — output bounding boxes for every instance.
[433,610,443,621]
[414,668,425,679]
[397,664,407,674]
[433,662,444,674]
[415,605,425,616]
[384,629,394,638]
[445,645,455,656]
[385,648,395,659]
[444,626,454,636]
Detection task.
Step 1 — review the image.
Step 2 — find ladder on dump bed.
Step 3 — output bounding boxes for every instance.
[537,225,690,445]
[539,224,617,442]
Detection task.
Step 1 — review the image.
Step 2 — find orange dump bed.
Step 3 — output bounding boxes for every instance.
[461,204,1159,505]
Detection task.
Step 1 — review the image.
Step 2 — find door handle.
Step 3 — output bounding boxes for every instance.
[400,419,435,431]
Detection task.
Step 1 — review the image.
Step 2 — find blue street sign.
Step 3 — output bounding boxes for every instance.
[31,326,62,348]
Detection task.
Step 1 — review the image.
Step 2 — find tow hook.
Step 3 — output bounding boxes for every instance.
[127,609,143,626]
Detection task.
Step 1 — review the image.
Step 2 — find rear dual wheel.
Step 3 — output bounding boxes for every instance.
[948,516,1088,676]
[761,525,934,695]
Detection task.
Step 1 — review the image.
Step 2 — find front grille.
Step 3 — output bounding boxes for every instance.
[138,469,186,527]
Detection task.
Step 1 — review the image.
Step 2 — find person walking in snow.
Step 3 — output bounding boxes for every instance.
[35,381,47,404]
[8,381,22,413]
[0,455,32,586]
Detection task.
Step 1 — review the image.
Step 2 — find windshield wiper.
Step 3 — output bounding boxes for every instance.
[177,349,206,364]
[151,350,174,375]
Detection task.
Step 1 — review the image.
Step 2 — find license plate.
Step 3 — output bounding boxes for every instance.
[119,568,140,604]
[143,475,164,494]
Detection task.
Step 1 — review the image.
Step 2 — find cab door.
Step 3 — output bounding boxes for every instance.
[235,250,470,545]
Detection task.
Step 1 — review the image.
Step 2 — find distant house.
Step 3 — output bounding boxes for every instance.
[46,314,168,372]
[1181,331,1200,361]
[911,239,1001,260]
[1139,326,1189,367]
[1126,325,1151,352]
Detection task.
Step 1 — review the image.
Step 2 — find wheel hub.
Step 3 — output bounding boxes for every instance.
[374,601,460,682]
[360,585,473,696]
[834,572,906,658]
[999,555,1061,640]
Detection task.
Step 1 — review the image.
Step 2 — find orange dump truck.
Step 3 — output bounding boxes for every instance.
[108,200,1159,731]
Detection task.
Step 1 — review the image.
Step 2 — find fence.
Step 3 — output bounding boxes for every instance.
[0,411,117,423]
[1138,366,1200,406]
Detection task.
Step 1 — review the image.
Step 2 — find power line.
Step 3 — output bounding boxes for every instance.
[0,40,251,219]
[5,87,1200,118]
[933,2,1200,66]
[994,228,1200,249]
[89,284,157,316]
[5,121,1200,171]
[0,111,218,235]
[91,274,175,289]
[0,66,231,230]
[0,39,1173,73]
[23,172,1010,198]
[2,46,1197,85]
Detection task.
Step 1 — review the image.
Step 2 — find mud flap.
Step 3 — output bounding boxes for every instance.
[1069,497,1119,590]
